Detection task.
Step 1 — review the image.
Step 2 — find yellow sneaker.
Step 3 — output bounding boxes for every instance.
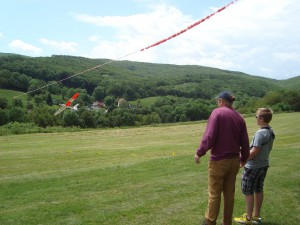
[252,216,262,224]
[234,213,252,224]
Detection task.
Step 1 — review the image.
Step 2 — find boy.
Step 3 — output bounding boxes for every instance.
[234,108,275,224]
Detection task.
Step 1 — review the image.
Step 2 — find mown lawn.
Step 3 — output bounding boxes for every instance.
[0,89,27,102]
[129,96,159,106]
[0,112,299,225]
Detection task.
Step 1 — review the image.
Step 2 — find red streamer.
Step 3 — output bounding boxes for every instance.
[140,0,238,51]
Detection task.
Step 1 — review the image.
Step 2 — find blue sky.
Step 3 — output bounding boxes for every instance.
[1,0,299,80]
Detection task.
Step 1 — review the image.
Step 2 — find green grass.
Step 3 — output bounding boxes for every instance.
[0,89,27,102]
[129,96,159,106]
[0,113,299,225]
[0,88,63,104]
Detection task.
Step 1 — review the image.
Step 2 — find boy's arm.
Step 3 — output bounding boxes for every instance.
[248,146,260,160]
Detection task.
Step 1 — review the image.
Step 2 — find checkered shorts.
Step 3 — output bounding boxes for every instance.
[241,166,269,195]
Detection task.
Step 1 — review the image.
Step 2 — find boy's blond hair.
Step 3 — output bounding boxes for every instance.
[257,108,273,123]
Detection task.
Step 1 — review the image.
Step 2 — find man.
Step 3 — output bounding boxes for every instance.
[195,91,250,225]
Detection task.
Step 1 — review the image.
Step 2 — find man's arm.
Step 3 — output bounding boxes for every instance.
[240,123,250,166]
[194,112,217,164]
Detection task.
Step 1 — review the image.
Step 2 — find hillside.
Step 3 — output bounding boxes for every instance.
[0,53,299,129]
[0,53,286,100]
[274,75,300,90]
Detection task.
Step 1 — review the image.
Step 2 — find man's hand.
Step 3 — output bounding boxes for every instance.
[194,154,200,164]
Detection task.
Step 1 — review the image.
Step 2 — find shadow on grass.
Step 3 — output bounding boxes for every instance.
[262,222,280,225]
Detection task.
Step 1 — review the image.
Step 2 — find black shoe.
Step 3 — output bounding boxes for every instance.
[201,218,217,225]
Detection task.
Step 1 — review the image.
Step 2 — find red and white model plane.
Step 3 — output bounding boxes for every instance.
[54,92,80,116]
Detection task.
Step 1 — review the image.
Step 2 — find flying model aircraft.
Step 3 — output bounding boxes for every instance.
[54,92,80,116]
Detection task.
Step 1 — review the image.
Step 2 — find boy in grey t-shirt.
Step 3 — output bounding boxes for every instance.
[234,108,275,224]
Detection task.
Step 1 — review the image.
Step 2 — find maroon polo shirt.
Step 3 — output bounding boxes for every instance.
[196,107,249,162]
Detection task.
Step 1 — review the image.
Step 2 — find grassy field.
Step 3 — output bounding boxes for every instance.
[0,89,28,102]
[0,113,299,225]
[0,88,63,104]
[129,96,159,106]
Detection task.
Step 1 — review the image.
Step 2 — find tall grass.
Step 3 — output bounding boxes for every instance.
[0,113,299,225]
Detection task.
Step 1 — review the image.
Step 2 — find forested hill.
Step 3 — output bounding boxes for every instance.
[0,53,299,130]
[0,53,295,101]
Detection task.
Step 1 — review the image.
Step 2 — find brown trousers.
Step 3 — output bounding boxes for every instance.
[204,158,240,225]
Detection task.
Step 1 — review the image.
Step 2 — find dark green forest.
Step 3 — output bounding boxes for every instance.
[0,53,299,133]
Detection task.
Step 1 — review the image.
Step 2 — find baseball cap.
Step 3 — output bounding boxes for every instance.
[216,91,235,102]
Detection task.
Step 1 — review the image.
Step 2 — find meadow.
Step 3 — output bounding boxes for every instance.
[0,112,299,225]
[0,89,28,103]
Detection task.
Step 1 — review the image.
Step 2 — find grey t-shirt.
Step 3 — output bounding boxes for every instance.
[245,127,275,169]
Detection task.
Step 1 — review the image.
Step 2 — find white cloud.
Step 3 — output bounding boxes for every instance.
[0,33,3,38]
[88,35,100,42]
[176,0,300,77]
[39,38,78,52]
[274,52,300,63]
[75,0,299,79]
[76,4,191,33]
[76,4,193,58]
[9,40,42,54]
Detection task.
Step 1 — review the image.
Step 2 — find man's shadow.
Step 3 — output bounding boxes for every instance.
[262,222,280,225]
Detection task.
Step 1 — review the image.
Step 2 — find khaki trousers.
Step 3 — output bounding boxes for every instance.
[205,158,240,225]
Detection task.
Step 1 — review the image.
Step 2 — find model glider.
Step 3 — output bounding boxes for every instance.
[54,92,80,116]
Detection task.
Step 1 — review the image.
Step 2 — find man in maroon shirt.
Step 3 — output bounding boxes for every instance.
[195,91,250,225]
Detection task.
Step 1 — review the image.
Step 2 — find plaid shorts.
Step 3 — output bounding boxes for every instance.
[241,166,269,195]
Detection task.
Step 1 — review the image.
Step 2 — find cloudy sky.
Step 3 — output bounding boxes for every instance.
[1,0,299,80]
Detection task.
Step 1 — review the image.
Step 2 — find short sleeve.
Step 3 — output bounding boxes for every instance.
[252,131,264,148]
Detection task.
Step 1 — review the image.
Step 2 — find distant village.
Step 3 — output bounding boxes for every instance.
[87,98,130,112]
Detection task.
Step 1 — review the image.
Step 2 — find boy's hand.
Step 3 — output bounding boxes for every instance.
[240,161,246,168]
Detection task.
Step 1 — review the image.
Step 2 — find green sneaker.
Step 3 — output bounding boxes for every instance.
[234,213,252,224]
[252,216,262,224]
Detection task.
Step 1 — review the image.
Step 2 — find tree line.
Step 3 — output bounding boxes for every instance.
[0,88,299,131]
[0,92,212,128]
